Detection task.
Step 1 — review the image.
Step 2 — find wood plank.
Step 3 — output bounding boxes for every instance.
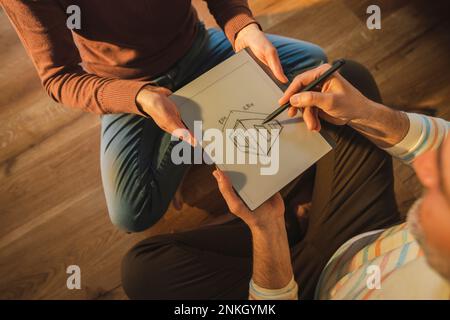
[0,186,144,299]
[375,22,450,110]
[0,114,100,237]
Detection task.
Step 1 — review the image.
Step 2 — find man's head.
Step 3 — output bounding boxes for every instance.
[409,135,450,281]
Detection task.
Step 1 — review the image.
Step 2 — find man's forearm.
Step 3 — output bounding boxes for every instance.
[250,217,293,290]
[349,101,410,149]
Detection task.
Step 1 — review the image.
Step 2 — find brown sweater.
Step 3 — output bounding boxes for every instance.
[1,0,257,114]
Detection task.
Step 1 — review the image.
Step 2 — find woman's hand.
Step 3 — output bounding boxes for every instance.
[235,23,288,84]
[279,63,371,131]
[213,169,285,231]
[136,85,196,146]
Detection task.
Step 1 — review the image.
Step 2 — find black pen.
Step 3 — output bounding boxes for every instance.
[262,59,346,124]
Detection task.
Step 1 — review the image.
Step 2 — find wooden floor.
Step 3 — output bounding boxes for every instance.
[0,0,449,299]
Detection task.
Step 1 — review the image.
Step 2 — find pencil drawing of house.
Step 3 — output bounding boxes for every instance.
[221,110,283,156]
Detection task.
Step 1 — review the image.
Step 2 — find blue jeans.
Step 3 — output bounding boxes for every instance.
[101,24,327,232]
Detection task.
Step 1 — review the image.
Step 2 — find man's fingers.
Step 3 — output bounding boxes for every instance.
[278,64,332,105]
[302,107,314,130]
[213,170,242,207]
[266,48,288,83]
[288,107,298,118]
[213,170,251,217]
[312,107,321,131]
[303,107,321,131]
[290,91,334,110]
[279,77,304,105]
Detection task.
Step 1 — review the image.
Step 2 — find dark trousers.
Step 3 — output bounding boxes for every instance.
[121,61,402,300]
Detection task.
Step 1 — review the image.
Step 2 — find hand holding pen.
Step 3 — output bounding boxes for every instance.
[265,60,367,132]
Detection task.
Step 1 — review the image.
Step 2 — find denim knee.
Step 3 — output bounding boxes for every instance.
[101,165,169,233]
[308,43,328,65]
[286,43,328,78]
[107,195,167,233]
[267,34,328,76]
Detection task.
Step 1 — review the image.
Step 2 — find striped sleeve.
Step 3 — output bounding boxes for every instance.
[383,113,450,164]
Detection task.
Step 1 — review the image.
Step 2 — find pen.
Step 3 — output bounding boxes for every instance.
[262,59,346,124]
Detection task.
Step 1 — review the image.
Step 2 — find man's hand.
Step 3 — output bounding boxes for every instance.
[136,85,196,146]
[235,23,288,84]
[279,63,371,132]
[213,169,285,231]
[213,169,294,292]
[279,64,409,147]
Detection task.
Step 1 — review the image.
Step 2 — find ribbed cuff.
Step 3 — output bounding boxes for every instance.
[249,277,299,300]
[224,12,261,46]
[383,113,450,163]
[382,112,424,158]
[99,79,151,114]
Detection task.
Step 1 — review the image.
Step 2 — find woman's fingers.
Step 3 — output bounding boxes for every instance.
[144,85,172,97]
[266,46,288,83]
[161,99,197,146]
[154,86,173,96]
[167,115,197,147]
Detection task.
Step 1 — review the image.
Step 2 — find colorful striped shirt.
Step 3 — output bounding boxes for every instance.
[315,113,450,300]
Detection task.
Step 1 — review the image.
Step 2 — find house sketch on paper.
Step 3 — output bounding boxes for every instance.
[221,110,283,156]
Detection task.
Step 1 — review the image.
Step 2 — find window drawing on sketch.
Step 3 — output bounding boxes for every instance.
[221,110,283,156]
